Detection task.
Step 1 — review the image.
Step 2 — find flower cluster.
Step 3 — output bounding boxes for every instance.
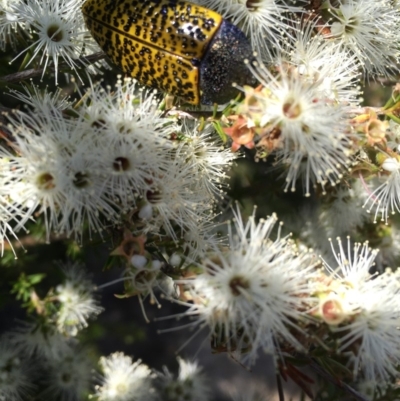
[168,210,400,386]
[0,257,213,401]
[0,327,213,401]
[0,78,236,249]
[94,354,218,401]
[174,207,318,365]
[2,0,400,399]
[316,239,400,384]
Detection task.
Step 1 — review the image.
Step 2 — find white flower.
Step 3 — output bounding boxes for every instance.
[322,238,378,286]
[56,262,103,336]
[3,104,126,240]
[180,215,220,262]
[320,238,400,382]
[2,77,194,241]
[0,111,71,239]
[0,0,24,50]
[363,157,400,224]
[281,19,362,105]
[6,321,75,360]
[156,358,211,401]
[56,148,119,239]
[8,84,71,113]
[2,106,118,240]
[318,182,369,237]
[174,207,317,365]
[0,336,34,401]
[42,347,92,401]
[94,352,156,401]
[76,78,177,208]
[242,62,353,195]
[338,270,400,383]
[325,0,400,77]
[96,138,160,207]
[194,0,305,60]
[80,78,176,146]
[142,159,214,240]
[11,0,100,83]
[175,120,237,199]
[0,192,27,256]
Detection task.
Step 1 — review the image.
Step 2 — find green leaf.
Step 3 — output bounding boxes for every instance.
[11,272,46,302]
[213,121,228,144]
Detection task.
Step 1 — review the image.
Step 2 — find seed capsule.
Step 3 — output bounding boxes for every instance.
[82,0,256,105]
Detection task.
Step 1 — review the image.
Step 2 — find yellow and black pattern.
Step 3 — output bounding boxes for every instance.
[82,0,223,104]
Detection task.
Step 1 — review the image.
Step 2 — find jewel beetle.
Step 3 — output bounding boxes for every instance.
[82,0,256,105]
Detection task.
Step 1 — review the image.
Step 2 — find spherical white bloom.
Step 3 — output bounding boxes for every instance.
[95,137,160,207]
[194,0,305,60]
[11,0,100,83]
[363,157,400,224]
[175,207,318,365]
[282,20,362,105]
[243,62,353,195]
[0,189,28,256]
[94,352,156,401]
[337,270,400,383]
[76,78,177,207]
[156,358,211,401]
[42,347,92,401]
[9,84,71,113]
[319,182,369,237]
[6,321,75,360]
[320,239,400,382]
[142,159,214,240]
[56,148,119,239]
[180,208,225,265]
[0,0,24,50]
[175,120,237,199]
[80,78,176,146]
[3,106,119,241]
[0,336,34,401]
[56,262,103,336]
[326,0,400,77]
[1,110,73,239]
[322,238,378,285]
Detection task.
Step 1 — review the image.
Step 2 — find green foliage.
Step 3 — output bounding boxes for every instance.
[11,272,45,305]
